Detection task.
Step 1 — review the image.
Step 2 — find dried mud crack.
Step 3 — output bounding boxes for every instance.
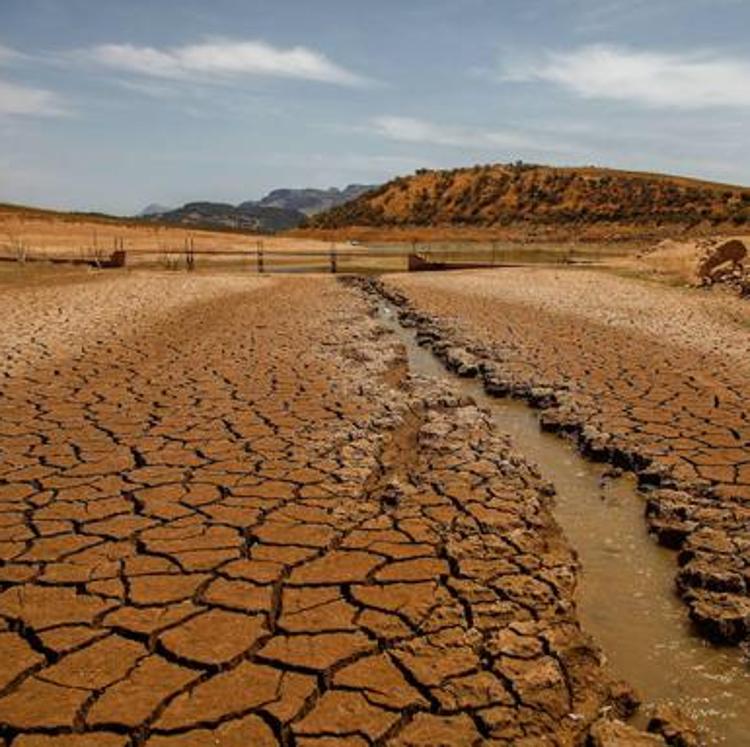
[367,269,750,649]
[0,271,651,745]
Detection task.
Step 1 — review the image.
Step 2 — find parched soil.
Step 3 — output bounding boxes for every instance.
[0,207,345,263]
[0,271,640,745]
[380,268,750,644]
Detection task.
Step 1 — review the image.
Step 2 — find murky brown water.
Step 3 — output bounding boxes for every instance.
[363,240,630,264]
[378,303,750,746]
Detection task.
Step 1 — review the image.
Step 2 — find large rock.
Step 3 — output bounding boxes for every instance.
[637,237,747,287]
[696,238,747,282]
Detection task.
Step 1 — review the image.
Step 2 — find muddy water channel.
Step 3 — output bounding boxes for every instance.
[377,303,750,746]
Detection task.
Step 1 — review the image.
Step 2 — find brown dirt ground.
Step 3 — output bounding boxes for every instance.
[0,210,349,264]
[381,267,750,643]
[0,270,638,745]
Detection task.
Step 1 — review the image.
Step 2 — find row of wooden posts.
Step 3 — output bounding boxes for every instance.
[17,233,517,273]
[180,238,340,273]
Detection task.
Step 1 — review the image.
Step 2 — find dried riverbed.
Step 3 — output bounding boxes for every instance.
[0,269,652,746]
[380,268,750,647]
[370,290,750,745]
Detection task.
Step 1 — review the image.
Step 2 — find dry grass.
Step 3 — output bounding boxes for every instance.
[0,204,350,267]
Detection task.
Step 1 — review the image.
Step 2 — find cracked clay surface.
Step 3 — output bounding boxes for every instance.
[0,271,629,745]
[382,268,750,645]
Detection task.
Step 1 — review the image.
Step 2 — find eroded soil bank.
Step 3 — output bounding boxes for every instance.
[0,270,648,745]
[375,268,750,647]
[370,290,750,745]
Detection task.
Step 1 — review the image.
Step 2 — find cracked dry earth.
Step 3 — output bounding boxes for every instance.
[0,271,632,746]
[380,268,750,645]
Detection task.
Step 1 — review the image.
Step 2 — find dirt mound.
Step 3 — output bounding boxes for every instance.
[638,236,748,293]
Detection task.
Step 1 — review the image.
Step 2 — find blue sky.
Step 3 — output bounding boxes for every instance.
[0,0,748,213]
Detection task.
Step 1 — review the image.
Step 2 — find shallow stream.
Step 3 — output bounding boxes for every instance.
[377,302,750,745]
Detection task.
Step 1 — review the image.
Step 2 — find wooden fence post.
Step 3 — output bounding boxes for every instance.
[185,237,195,271]
[257,240,264,274]
[329,243,337,274]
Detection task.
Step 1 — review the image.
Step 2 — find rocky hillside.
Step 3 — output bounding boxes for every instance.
[138,184,376,231]
[307,164,750,240]
[253,184,376,216]
[138,203,173,217]
[146,201,306,233]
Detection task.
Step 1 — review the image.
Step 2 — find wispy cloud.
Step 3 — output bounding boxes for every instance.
[0,79,67,117]
[0,44,24,64]
[269,151,429,173]
[0,44,67,117]
[260,151,430,192]
[371,116,536,149]
[76,38,369,87]
[503,44,750,108]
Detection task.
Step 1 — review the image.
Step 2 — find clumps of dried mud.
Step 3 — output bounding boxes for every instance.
[0,272,649,745]
[377,268,750,649]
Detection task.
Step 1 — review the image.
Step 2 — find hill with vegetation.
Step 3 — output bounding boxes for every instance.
[147,201,306,233]
[303,164,750,241]
[0,201,298,236]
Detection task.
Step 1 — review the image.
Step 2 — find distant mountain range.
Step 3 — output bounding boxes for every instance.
[139,203,173,217]
[141,201,306,233]
[253,185,375,216]
[138,184,376,233]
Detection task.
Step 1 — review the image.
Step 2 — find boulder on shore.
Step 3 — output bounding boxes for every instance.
[637,236,748,291]
[696,238,746,282]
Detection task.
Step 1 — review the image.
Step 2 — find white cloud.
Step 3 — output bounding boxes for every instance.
[0,45,23,64]
[0,79,66,117]
[503,44,750,109]
[371,116,535,149]
[0,44,67,117]
[272,151,430,173]
[116,79,183,98]
[79,38,368,87]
